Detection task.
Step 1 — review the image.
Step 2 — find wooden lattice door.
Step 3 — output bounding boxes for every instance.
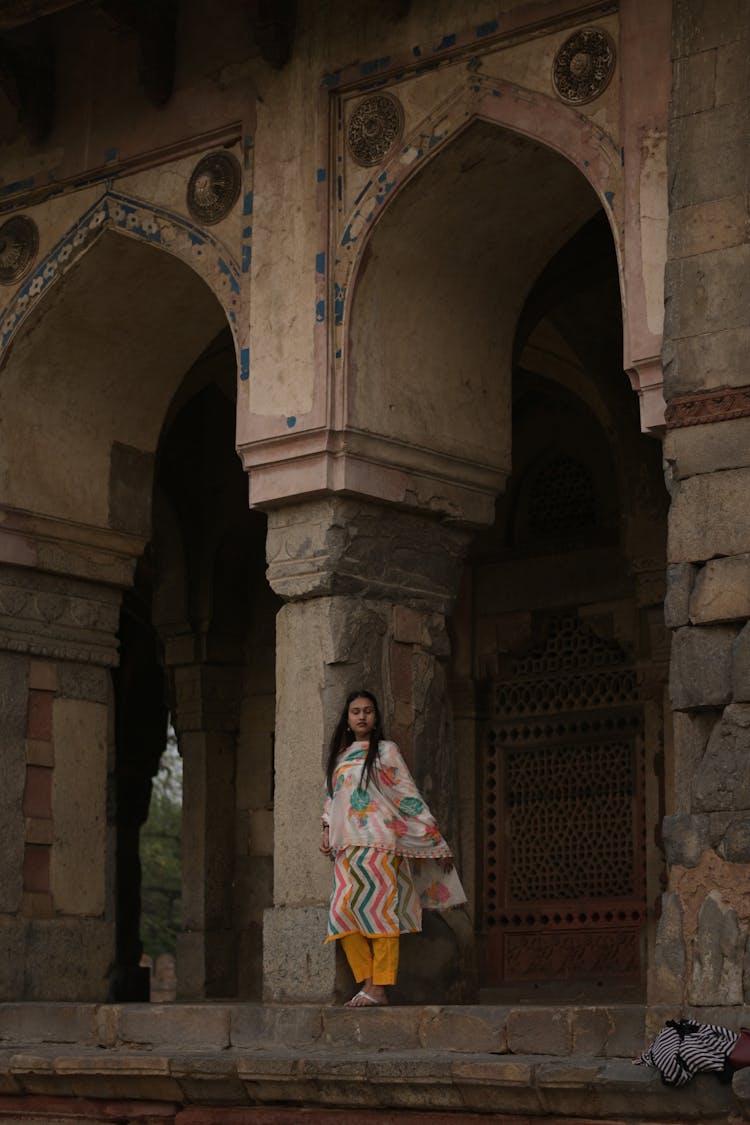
[482,613,646,988]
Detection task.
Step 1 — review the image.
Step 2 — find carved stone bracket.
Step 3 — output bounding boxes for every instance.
[627,357,666,434]
[265,497,469,612]
[665,385,750,429]
[0,564,121,665]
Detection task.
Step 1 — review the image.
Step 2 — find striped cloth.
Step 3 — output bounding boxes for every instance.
[637,1019,739,1086]
[326,846,421,940]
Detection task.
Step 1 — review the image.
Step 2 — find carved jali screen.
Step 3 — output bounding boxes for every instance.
[482,613,645,986]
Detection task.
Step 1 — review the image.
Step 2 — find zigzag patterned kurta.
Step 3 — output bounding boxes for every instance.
[323,740,466,941]
[328,847,421,938]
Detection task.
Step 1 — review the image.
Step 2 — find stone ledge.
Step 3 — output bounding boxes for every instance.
[0,1002,647,1058]
[0,1046,742,1118]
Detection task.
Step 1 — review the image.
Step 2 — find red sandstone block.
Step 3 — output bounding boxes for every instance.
[23,766,53,819]
[26,691,54,742]
[23,844,50,893]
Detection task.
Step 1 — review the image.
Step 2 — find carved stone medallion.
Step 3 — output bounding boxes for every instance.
[0,214,39,284]
[552,27,616,105]
[187,151,242,225]
[347,93,404,167]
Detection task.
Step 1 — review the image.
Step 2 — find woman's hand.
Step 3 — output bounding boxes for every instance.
[320,824,332,856]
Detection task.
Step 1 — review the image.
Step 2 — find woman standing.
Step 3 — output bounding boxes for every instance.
[320,690,466,1007]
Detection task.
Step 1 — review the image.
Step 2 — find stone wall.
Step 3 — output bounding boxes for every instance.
[657,0,750,1008]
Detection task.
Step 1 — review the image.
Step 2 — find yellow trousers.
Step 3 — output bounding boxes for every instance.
[340,932,399,986]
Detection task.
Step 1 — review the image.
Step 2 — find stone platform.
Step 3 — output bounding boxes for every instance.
[0,1003,749,1122]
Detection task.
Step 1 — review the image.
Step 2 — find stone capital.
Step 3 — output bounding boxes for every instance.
[0,564,121,666]
[265,498,470,612]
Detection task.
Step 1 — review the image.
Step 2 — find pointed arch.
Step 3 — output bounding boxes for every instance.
[0,191,241,368]
[332,73,624,407]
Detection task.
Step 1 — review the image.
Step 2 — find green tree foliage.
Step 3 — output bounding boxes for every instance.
[140,735,182,958]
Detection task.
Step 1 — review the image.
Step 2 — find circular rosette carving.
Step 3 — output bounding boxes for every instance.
[552,27,616,105]
[187,151,242,225]
[347,92,404,167]
[0,214,39,284]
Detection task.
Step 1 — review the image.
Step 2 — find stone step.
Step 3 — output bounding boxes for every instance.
[0,1044,746,1119]
[1,1004,749,1121]
[0,1002,649,1058]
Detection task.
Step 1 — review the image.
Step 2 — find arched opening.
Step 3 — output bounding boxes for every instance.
[0,228,276,1001]
[347,119,667,1002]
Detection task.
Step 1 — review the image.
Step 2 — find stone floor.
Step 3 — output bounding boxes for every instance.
[0,1003,749,1123]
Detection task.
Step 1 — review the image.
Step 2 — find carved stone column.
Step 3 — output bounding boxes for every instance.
[167,658,243,999]
[0,560,121,1000]
[263,497,470,1003]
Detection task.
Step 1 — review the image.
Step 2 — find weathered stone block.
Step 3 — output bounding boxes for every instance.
[323,1007,422,1051]
[24,918,113,1001]
[716,35,750,105]
[651,892,686,1005]
[419,1005,508,1053]
[669,470,750,563]
[231,1003,322,1049]
[56,662,109,704]
[667,116,747,209]
[662,813,710,867]
[263,905,336,1003]
[711,813,750,863]
[668,194,749,258]
[690,555,750,623]
[733,1065,750,1116]
[0,920,25,1001]
[170,1054,247,1106]
[693,704,750,811]
[664,562,696,628]
[670,50,717,119]
[506,1008,571,1055]
[0,654,27,914]
[666,242,750,344]
[689,889,744,1005]
[669,625,735,710]
[673,0,750,57]
[0,1003,97,1045]
[50,698,108,916]
[664,417,750,481]
[732,622,750,701]
[118,1004,230,1049]
[672,710,718,813]
[666,327,750,397]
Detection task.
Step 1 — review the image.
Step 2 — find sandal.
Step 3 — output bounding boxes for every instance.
[345,989,386,1007]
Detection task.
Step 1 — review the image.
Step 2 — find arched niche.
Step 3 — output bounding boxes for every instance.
[346,119,604,515]
[0,228,228,534]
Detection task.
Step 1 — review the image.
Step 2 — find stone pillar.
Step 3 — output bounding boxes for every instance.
[263,497,470,1003]
[0,561,121,1000]
[171,661,242,999]
[655,0,750,1010]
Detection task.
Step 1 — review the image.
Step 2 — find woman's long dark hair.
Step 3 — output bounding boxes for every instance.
[325,689,385,796]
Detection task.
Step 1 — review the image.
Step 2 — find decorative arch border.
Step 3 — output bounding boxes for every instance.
[0,190,241,365]
[331,73,625,420]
